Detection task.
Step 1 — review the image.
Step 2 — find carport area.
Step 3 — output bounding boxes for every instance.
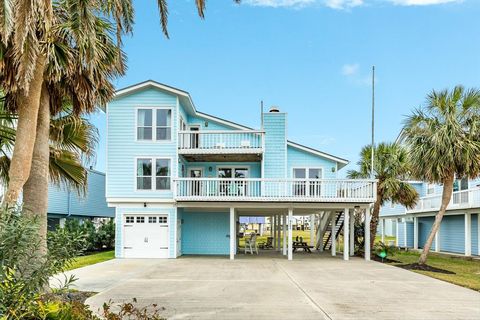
[64,256,480,320]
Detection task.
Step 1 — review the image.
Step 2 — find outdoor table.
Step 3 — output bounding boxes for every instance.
[292,241,313,253]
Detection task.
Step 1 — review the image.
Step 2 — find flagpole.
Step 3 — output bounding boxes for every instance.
[371,66,375,180]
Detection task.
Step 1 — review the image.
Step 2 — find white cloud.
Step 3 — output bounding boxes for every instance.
[243,0,462,9]
[388,0,462,5]
[324,0,364,10]
[341,63,359,76]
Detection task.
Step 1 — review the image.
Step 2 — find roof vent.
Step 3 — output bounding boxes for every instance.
[269,106,280,112]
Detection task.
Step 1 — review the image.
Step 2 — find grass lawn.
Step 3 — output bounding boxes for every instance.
[387,250,480,292]
[67,250,115,271]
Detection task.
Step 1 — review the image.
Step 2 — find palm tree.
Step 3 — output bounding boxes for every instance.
[401,86,480,264]
[347,142,419,252]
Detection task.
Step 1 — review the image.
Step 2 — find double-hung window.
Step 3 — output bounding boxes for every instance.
[136,158,171,191]
[136,108,172,141]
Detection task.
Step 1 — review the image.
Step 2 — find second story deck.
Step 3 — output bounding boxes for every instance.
[407,187,480,213]
[178,130,264,162]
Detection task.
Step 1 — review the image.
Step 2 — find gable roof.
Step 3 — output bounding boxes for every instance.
[112,80,350,168]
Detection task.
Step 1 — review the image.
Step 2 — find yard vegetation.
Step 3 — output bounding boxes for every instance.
[67,250,115,271]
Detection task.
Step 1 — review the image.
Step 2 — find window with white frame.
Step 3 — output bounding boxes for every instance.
[136,158,171,191]
[293,168,323,196]
[136,108,172,141]
[427,183,435,195]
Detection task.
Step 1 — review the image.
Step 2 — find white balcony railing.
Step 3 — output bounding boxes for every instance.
[174,178,376,202]
[407,187,480,213]
[178,130,264,153]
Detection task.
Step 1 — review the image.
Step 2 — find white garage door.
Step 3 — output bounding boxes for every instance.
[123,214,169,258]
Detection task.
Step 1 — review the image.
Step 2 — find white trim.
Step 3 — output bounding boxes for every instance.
[343,207,349,261]
[465,213,472,256]
[287,141,349,165]
[134,156,174,192]
[135,106,174,143]
[413,217,418,250]
[106,102,110,197]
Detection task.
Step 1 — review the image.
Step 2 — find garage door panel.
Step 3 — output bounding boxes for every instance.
[123,214,169,258]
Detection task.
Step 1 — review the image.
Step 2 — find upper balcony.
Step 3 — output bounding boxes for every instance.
[178,130,264,162]
[174,178,376,203]
[407,187,480,213]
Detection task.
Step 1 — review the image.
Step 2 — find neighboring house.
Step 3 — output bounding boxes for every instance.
[47,168,114,230]
[380,178,480,257]
[105,80,376,260]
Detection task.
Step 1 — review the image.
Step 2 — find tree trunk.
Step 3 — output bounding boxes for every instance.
[22,84,50,255]
[369,189,383,252]
[2,56,46,206]
[418,175,455,265]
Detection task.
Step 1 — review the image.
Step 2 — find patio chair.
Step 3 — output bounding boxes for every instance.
[244,233,258,255]
[258,237,274,250]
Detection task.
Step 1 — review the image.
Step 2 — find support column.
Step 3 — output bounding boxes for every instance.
[272,215,276,250]
[465,213,472,257]
[349,210,355,256]
[318,212,326,252]
[413,217,418,250]
[331,212,336,256]
[365,208,371,261]
[395,219,399,247]
[310,214,315,246]
[435,225,440,253]
[283,214,287,255]
[343,208,349,261]
[288,208,293,260]
[230,207,235,260]
[381,219,385,243]
[277,214,282,251]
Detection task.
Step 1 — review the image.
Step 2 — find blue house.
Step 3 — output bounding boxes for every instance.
[105,80,377,260]
[47,168,114,230]
[380,178,480,257]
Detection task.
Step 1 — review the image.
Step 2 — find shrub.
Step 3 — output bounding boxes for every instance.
[374,241,398,260]
[63,218,115,252]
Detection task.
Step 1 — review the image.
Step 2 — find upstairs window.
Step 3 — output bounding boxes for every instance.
[136,108,172,141]
[136,158,171,191]
[427,183,435,195]
[137,158,152,190]
[156,159,171,190]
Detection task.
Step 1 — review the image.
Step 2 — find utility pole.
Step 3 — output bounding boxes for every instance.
[371,66,375,179]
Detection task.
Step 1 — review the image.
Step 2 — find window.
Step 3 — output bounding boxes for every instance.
[136,216,145,223]
[136,158,171,191]
[156,159,171,190]
[136,159,152,190]
[137,109,152,140]
[159,216,168,223]
[136,108,172,141]
[148,216,157,223]
[217,167,249,196]
[427,183,435,195]
[293,168,323,196]
[126,216,135,223]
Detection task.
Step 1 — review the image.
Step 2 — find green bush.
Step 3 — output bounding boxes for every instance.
[63,219,115,252]
[374,241,398,260]
[0,207,85,319]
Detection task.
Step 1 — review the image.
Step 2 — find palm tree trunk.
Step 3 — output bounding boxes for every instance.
[22,84,50,256]
[369,193,382,252]
[418,175,454,265]
[2,55,46,206]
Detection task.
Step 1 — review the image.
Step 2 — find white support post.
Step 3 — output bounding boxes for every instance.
[288,209,293,260]
[381,219,385,243]
[465,213,472,257]
[310,214,315,246]
[230,207,235,260]
[413,217,419,250]
[272,215,276,250]
[435,225,440,253]
[365,208,371,261]
[395,219,399,247]
[343,208,349,261]
[331,212,336,256]
[283,214,287,255]
[404,220,407,247]
[277,214,282,251]
[349,210,355,256]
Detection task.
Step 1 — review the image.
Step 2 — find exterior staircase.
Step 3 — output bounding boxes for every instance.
[322,211,344,251]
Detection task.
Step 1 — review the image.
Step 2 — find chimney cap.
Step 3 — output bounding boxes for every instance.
[269,106,280,112]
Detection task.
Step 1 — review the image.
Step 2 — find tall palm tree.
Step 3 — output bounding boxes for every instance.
[401,86,480,264]
[347,142,419,252]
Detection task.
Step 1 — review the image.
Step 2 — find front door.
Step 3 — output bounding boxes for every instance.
[189,168,203,196]
[189,126,200,149]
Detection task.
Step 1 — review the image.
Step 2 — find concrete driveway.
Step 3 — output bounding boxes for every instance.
[61,255,480,320]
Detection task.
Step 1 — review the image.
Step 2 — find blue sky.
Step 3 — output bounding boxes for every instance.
[90,0,480,175]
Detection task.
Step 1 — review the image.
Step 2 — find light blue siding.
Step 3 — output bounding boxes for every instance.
[440,215,465,254]
[418,216,436,250]
[107,87,178,199]
[406,221,414,247]
[286,145,337,179]
[472,214,478,256]
[397,221,414,247]
[114,206,177,258]
[187,113,239,131]
[397,221,405,246]
[263,113,286,179]
[181,211,229,255]
[47,170,113,218]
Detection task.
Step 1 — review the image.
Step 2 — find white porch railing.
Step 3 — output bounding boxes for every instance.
[178,130,264,153]
[174,178,376,202]
[407,187,480,213]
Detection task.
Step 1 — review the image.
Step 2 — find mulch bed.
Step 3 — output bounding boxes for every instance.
[397,263,456,275]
